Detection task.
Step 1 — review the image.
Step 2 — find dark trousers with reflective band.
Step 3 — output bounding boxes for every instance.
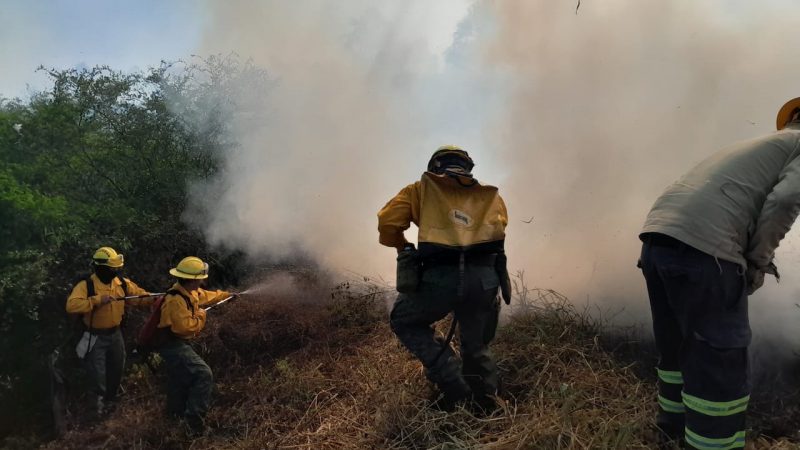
[83,328,125,402]
[159,340,214,426]
[640,235,750,449]
[390,263,501,398]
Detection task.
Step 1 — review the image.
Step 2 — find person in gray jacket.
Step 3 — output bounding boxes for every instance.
[638,97,800,449]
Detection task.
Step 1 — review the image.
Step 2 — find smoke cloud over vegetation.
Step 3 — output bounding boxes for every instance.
[5,1,800,446]
[186,1,800,344]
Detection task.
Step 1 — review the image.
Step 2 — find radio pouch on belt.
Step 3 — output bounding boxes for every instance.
[396,245,420,293]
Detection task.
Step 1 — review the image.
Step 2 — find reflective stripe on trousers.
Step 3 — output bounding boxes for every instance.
[639,239,751,449]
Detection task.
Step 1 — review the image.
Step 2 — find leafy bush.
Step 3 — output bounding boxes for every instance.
[0,57,269,440]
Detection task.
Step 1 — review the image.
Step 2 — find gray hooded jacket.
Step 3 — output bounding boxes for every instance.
[641,123,800,274]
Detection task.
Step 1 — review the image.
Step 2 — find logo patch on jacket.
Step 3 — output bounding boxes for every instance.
[450,209,473,227]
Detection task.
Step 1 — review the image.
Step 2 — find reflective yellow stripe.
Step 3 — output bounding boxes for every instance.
[681,392,749,417]
[657,368,683,384]
[658,395,685,413]
[685,428,745,449]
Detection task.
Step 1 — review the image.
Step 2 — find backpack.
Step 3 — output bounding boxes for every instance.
[68,274,131,360]
[80,274,129,299]
[69,274,130,330]
[136,289,192,351]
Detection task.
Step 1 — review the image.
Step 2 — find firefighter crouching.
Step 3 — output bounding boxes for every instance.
[156,256,235,435]
[638,97,800,448]
[378,145,511,412]
[65,246,154,415]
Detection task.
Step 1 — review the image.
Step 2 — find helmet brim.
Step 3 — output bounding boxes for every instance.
[777,97,800,130]
[93,258,124,268]
[169,268,208,279]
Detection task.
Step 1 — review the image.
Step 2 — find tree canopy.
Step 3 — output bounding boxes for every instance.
[0,56,267,439]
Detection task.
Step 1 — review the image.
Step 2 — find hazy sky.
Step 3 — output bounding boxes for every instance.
[0,0,206,98]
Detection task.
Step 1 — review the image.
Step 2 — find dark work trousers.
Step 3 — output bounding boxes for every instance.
[390,262,501,401]
[639,234,751,450]
[159,340,214,429]
[83,328,126,403]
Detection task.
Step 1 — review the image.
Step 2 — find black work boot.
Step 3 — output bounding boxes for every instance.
[431,380,471,412]
[653,416,683,450]
[94,396,106,418]
[185,415,206,438]
[470,393,499,416]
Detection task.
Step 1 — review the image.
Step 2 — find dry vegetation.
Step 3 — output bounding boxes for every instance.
[21,272,799,449]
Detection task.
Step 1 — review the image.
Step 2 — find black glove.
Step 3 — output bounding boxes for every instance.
[496,252,512,305]
[745,264,764,295]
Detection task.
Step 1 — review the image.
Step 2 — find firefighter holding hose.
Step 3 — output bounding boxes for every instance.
[156,256,236,436]
[65,246,157,416]
[378,145,511,412]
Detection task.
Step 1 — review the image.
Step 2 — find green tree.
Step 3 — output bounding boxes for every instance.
[0,56,269,441]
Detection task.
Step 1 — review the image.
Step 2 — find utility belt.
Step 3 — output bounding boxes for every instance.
[396,245,510,303]
[86,326,119,336]
[154,327,188,347]
[642,232,688,250]
[423,252,498,267]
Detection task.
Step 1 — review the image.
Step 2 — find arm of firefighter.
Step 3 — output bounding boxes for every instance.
[163,295,206,337]
[122,278,156,306]
[745,158,800,275]
[377,182,420,251]
[197,289,233,308]
[66,280,103,313]
[497,196,511,304]
[498,195,509,229]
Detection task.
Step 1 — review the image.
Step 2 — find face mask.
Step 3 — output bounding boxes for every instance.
[95,265,119,284]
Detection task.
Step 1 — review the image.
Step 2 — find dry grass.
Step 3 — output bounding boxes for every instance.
[39,273,798,450]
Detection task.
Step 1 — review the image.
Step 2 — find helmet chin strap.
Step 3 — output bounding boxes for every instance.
[443,168,477,186]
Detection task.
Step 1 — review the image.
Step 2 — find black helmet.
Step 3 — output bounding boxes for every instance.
[427,145,475,174]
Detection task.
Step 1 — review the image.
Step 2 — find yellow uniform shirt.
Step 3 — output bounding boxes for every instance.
[157,282,231,339]
[378,172,508,250]
[66,274,151,329]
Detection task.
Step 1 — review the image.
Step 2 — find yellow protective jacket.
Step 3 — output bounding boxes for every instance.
[378,172,508,255]
[66,274,151,329]
[157,282,231,340]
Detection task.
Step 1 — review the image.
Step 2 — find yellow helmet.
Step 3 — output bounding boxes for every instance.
[427,145,475,173]
[776,96,800,130]
[169,256,209,279]
[92,247,124,268]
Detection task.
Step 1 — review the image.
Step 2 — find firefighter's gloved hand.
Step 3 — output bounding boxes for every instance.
[496,252,512,305]
[100,295,114,305]
[500,278,512,305]
[746,264,765,295]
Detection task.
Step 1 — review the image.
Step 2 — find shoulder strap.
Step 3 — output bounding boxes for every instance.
[166,289,194,312]
[84,275,95,298]
[116,276,129,297]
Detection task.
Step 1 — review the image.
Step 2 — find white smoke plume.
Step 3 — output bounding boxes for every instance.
[186,0,800,350]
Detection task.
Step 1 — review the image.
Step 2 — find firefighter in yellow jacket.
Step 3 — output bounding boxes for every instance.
[157,256,234,435]
[66,246,154,415]
[378,145,511,412]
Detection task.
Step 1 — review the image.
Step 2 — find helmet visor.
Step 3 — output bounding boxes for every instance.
[94,253,124,268]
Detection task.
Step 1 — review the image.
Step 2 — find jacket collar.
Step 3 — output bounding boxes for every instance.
[171,282,197,301]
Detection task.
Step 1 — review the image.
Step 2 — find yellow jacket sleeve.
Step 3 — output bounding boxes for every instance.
[162,294,207,338]
[197,289,232,308]
[66,280,103,313]
[122,278,155,307]
[377,182,421,250]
